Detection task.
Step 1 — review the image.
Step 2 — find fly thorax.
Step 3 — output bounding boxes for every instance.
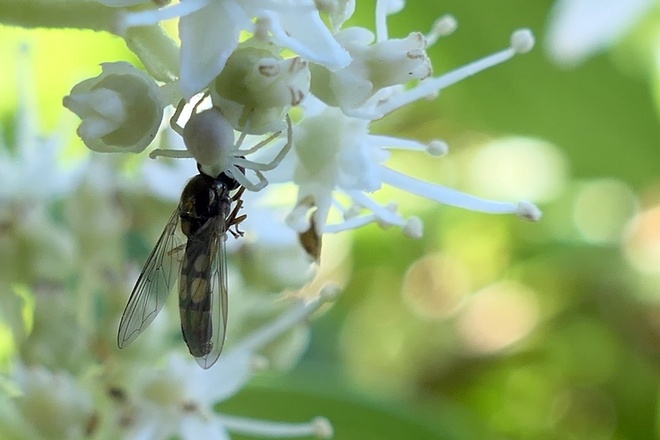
[180,174,231,237]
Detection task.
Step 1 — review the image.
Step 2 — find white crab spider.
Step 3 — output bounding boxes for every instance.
[150,98,293,192]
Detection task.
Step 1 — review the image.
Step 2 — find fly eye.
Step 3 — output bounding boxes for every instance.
[217,172,240,191]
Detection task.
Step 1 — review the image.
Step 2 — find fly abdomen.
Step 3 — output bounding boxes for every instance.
[179,239,214,357]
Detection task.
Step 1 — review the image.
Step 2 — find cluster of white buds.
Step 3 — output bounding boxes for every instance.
[63,0,541,255]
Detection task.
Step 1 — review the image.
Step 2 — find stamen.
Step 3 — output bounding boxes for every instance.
[232,290,338,354]
[516,201,542,221]
[511,29,535,54]
[403,216,424,238]
[378,165,536,216]
[427,139,449,156]
[343,203,362,219]
[367,135,431,152]
[425,15,458,47]
[375,202,401,228]
[346,191,404,225]
[324,213,380,233]
[375,0,405,42]
[375,0,388,42]
[374,29,536,117]
[217,414,333,439]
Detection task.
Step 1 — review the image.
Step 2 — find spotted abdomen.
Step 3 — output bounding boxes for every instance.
[179,235,214,357]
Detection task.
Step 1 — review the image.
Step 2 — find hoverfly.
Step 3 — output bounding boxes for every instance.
[117,169,245,369]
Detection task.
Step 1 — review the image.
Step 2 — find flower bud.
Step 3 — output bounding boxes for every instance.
[12,364,96,439]
[210,43,310,134]
[311,29,432,110]
[63,62,164,153]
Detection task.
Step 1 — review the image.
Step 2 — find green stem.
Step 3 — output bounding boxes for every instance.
[125,26,180,83]
[0,0,180,83]
[0,0,117,31]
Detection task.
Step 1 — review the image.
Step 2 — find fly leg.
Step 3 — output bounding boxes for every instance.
[227,186,247,238]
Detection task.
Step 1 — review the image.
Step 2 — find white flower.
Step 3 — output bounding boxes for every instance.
[7,363,97,439]
[130,1,540,254]
[113,0,351,99]
[545,0,655,66]
[315,0,355,31]
[2,49,85,202]
[63,62,166,154]
[309,28,432,113]
[282,15,540,240]
[119,291,337,440]
[0,122,82,202]
[210,42,311,134]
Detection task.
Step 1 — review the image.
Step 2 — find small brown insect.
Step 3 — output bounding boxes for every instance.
[117,171,245,369]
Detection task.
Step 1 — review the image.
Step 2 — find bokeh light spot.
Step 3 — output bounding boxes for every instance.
[401,253,471,320]
[623,205,660,273]
[456,281,539,355]
[468,137,567,203]
[573,179,637,244]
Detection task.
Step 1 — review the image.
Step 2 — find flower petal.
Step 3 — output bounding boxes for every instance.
[178,1,249,98]
[546,0,653,66]
[185,350,253,404]
[264,7,351,71]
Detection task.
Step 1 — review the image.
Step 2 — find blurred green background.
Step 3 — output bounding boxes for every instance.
[2,1,660,439]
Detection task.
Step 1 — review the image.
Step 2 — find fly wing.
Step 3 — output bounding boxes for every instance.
[203,230,229,368]
[178,217,228,369]
[117,207,184,348]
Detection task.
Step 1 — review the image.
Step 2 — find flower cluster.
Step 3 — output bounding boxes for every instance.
[63,0,541,261]
[2,1,542,439]
[0,50,337,439]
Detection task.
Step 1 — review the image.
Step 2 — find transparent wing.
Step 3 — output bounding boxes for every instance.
[200,231,229,369]
[117,207,184,348]
[179,217,229,369]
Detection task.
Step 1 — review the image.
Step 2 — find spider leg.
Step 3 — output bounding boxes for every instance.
[169,99,186,136]
[154,93,215,160]
[234,128,249,151]
[232,114,293,172]
[227,164,268,192]
[232,107,259,151]
[192,91,211,114]
[236,131,281,156]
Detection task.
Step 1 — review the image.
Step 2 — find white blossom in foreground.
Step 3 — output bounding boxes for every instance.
[2,49,85,201]
[283,18,541,242]
[6,364,97,439]
[63,62,165,153]
[62,1,542,257]
[119,290,337,440]
[545,0,655,66]
[108,0,350,99]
